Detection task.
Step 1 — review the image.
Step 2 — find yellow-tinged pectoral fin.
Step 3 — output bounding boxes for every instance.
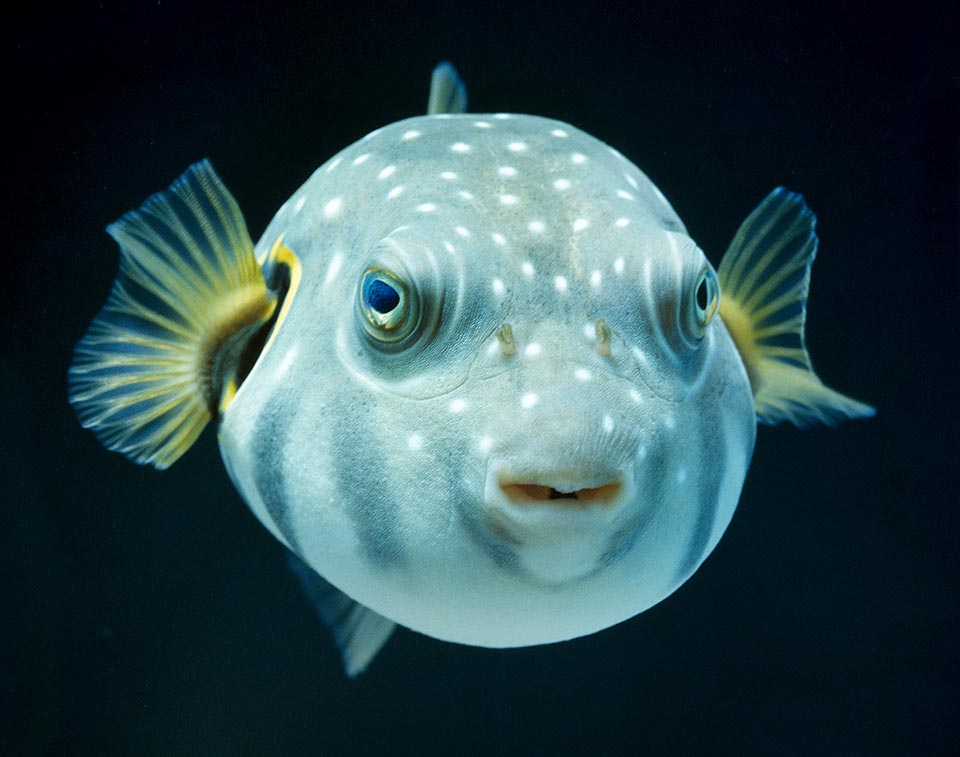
[68,160,277,469]
[717,187,875,427]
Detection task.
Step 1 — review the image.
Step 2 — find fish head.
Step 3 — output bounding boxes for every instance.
[219,114,757,646]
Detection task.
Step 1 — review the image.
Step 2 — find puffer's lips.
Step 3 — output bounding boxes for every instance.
[497,476,622,509]
[485,460,635,523]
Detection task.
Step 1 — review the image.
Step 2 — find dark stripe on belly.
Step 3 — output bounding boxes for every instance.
[251,390,300,554]
[330,400,405,569]
[598,442,669,569]
[674,403,727,584]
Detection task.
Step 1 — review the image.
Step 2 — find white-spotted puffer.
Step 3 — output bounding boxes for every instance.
[69,63,873,676]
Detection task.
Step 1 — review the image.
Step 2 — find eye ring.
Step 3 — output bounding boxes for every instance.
[694,268,720,329]
[359,267,415,341]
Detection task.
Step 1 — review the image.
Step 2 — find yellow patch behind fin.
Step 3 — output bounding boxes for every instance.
[717,188,875,427]
[68,160,276,469]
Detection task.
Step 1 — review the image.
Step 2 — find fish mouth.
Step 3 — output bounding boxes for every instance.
[498,478,622,508]
[476,462,640,583]
[485,462,633,521]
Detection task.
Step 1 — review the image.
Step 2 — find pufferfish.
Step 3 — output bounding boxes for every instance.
[69,63,873,676]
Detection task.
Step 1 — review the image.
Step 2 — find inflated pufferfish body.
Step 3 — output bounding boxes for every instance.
[69,64,873,676]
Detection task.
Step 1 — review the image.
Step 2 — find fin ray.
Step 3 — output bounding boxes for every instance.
[69,160,276,469]
[718,188,875,426]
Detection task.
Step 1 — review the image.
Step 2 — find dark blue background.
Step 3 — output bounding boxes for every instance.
[5,2,956,754]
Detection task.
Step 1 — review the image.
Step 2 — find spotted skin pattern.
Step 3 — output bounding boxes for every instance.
[218,113,756,647]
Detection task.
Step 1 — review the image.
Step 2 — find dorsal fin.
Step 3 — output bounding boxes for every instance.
[427,61,468,115]
[288,553,396,678]
[717,188,875,427]
[68,160,276,468]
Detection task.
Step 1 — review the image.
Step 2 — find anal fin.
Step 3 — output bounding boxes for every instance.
[718,188,875,427]
[288,553,396,678]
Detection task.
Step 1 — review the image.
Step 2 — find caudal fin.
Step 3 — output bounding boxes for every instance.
[717,188,875,427]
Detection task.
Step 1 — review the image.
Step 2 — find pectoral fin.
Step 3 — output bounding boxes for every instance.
[718,188,875,427]
[68,160,277,468]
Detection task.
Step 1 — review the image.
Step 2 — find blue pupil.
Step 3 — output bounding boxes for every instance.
[364,277,400,314]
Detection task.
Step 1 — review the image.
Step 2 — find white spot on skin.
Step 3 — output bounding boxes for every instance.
[451,142,471,153]
[493,113,511,120]
[571,152,587,165]
[479,436,494,452]
[293,197,306,213]
[325,157,342,173]
[521,393,539,409]
[407,434,424,451]
[441,171,458,180]
[474,121,492,129]
[582,324,595,339]
[492,232,506,246]
[323,197,343,218]
[553,178,571,191]
[276,346,298,379]
[676,468,688,484]
[664,414,676,430]
[602,415,615,434]
[378,165,396,180]
[614,257,625,274]
[617,190,634,200]
[521,262,535,279]
[554,275,569,293]
[524,343,542,358]
[507,141,528,152]
[492,277,505,296]
[352,153,370,165]
[498,166,518,177]
[615,218,630,228]
[417,203,437,213]
[528,220,545,234]
[551,128,569,138]
[458,190,474,200]
[590,270,602,288]
[449,399,467,414]
[443,241,456,254]
[388,186,404,199]
[625,173,639,189]
[629,388,642,403]
[402,130,422,141]
[455,226,470,238]
[323,252,344,289]
[574,367,592,382]
[573,218,590,232]
[499,194,519,206]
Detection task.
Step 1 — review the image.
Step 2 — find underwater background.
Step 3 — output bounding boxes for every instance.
[5,2,956,755]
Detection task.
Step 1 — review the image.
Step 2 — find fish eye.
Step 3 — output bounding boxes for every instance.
[694,268,719,328]
[359,267,413,339]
